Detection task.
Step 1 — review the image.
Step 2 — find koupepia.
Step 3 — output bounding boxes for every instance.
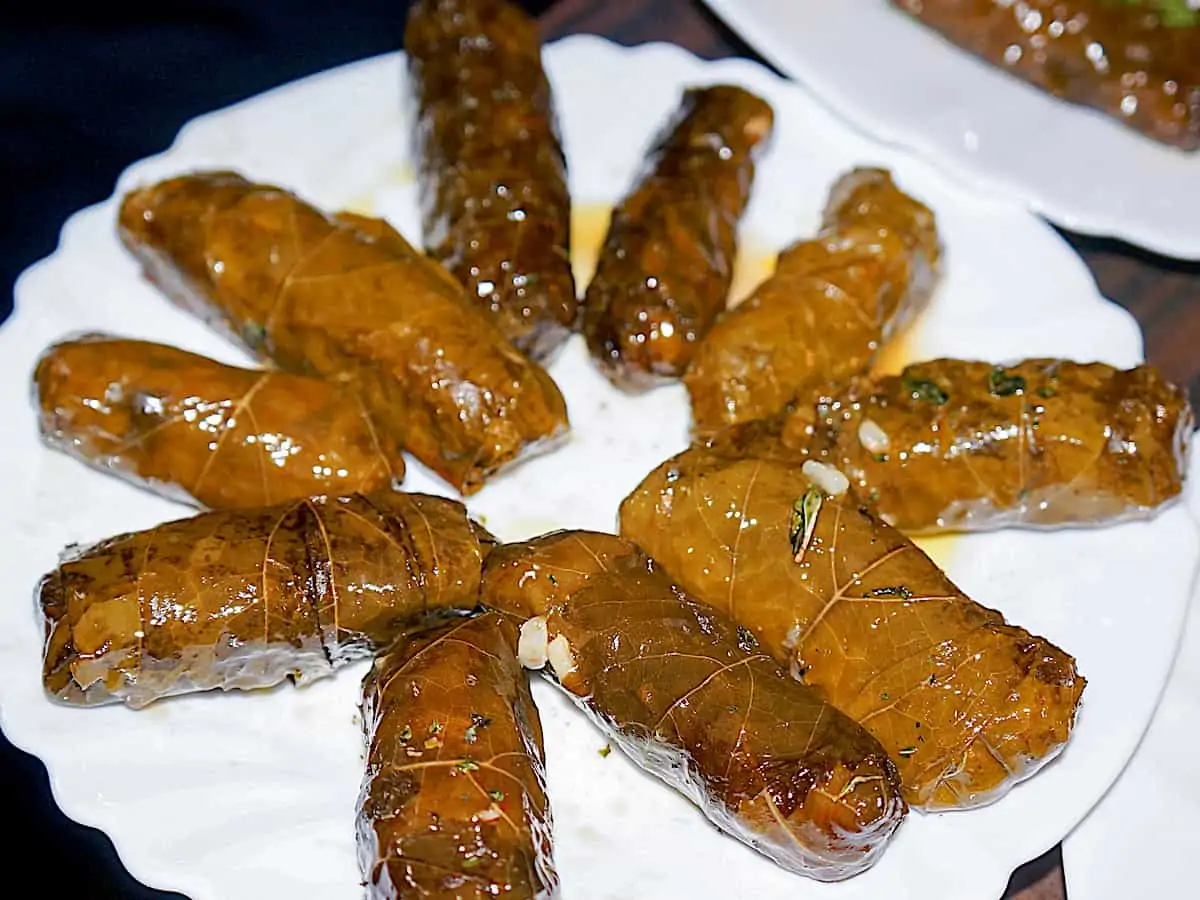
[40,492,492,708]
[118,171,569,495]
[582,86,774,391]
[358,612,557,899]
[34,335,405,509]
[685,168,941,433]
[405,0,577,360]
[890,0,1200,150]
[482,531,906,881]
[620,449,1085,809]
[807,358,1193,532]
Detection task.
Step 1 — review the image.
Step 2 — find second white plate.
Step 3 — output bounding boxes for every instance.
[702,0,1200,259]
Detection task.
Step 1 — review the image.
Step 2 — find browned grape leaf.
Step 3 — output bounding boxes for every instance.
[405,0,576,361]
[582,86,774,390]
[40,492,492,708]
[359,612,557,900]
[620,449,1085,809]
[806,358,1193,532]
[685,168,942,432]
[117,171,568,495]
[34,335,405,509]
[483,531,906,882]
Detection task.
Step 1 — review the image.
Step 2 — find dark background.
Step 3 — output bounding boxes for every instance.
[0,2,555,894]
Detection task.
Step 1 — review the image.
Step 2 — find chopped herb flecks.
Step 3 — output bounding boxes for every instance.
[456,758,480,773]
[865,585,913,600]
[789,486,823,564]
[736,625,757,653]
[988,368,1026,397]
[598,744,612,758]
[903,377,949,405]
[464,713,492,744]
[898,746,917,758]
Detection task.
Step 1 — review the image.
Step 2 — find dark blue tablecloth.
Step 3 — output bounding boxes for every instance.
[0,2,548,893]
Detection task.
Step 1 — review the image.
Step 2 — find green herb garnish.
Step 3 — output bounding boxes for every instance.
[988,368,1026,397]
[898,747,917,758]
[903,377,949,405]
[598,744,612,758]
[489,789,505,802]
[456,758,480,773]
[789,486,823,564]
[464,713,492,744]
[865,585,913,600]
[1119,0,1198,28]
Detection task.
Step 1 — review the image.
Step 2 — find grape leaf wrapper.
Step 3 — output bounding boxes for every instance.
[620,450,1085,809]
[117,171,569,495]
[405,0,577,361]
[39,492,492,708]
[34,335,405,509]
[359,612,557,899]
[685,167,941,433]
[807,358,1193,532]
[582,86,774,391]
[890,1,1199,150]
[482,531,906,882]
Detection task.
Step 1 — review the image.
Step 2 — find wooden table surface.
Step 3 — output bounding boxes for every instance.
[538,1,1200,898]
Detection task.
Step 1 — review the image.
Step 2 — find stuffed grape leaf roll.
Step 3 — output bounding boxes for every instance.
[890,0,1200,150]
[582,86,774,391]
[359,612,558,899]
[808,358,1193,532]
[34,335,404,509]
[40,492,491,708]
[620,449,1085,809]
[405,0,577,360]
[685,168,941,433]
[118,171,569,495]
[482,531,906,882]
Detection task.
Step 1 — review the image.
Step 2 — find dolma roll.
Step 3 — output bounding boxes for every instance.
[34,335,405,509]
[40,492,492,708]
[582,86,774,391]
[808,358,1193,532]
[118,171,569,495]
[483,531,906,882]
[405,0,576,360]
[620,449,1085,809]
[890,0,1200,150]
[359,612,557,899]
[685,168,941,433]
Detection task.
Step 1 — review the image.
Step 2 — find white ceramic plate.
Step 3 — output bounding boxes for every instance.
[1062,505,1200,897]
[1,35,1196,900]
[700,0,1200,259]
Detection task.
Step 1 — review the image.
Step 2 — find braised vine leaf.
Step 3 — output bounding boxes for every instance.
[482,531,906,881]
[582,86,774,391]
[685,167,941,432]
[890,1,1200,149]
[808,358,1192,532]
[620,450,1085,809]
[406,0,577,360]
[34,336,405,509]
[118,171,568,495]
[40,492,492,708]
[359,612,557,899]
